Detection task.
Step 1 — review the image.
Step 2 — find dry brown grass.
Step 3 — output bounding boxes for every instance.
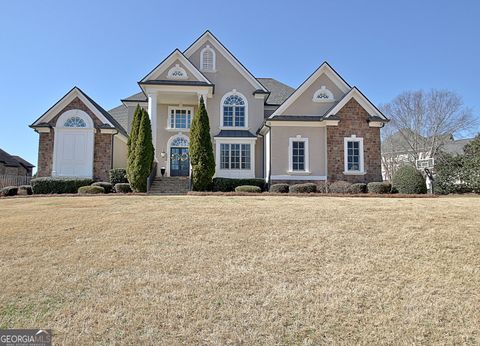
[0,195,479,345]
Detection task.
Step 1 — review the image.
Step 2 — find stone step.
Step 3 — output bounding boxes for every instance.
[148,176,190,195]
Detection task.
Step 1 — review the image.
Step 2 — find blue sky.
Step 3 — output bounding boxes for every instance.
[1,0,479,169]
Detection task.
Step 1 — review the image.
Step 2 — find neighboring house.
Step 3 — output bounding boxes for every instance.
[30,31,388,184]
[0,148,34,177]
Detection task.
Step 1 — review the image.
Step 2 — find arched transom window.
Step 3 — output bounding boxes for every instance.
[171,136,189,147]
[312,86,335,102]
[167,64,188,80]
[64,116,87,128]
[200,45,216,72]
[223,93,246,127]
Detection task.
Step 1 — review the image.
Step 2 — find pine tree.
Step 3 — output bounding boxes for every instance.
[129,109,155,192]
[126,105,142,184]
[189,96,215,191]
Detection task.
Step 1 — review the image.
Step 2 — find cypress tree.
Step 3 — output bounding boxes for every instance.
[189,96,215,191]
[126,105,142,183]
[130,109,154,192]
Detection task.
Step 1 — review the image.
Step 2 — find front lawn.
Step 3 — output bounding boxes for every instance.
[0,196,479,344]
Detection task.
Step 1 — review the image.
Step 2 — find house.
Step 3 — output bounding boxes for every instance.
[30,31,388,186]
[0,148,34,177]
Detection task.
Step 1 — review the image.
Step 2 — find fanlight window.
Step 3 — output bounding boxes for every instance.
[312,86,335,102]
[200,45,215,72]
[223,94,246,127]
[64,116,87,128]
[167,64,188,80]
[171,136,189,147]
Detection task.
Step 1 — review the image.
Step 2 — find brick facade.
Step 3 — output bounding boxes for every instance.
[36,97,113,181]
[326,98,382,183]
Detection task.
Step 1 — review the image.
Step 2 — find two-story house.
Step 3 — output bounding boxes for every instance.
[30,31,388,187]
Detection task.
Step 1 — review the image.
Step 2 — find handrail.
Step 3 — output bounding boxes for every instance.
[147,162,158,193]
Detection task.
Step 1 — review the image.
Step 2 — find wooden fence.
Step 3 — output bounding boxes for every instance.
[0,175,31,188]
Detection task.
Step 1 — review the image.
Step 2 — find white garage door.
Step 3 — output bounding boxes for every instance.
[53,110,94,178]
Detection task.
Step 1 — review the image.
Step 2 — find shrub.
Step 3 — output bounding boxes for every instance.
[317,181,330,193]
[212,178,266,192]
[109,168,128,185]
[92,182,113,193]
[269,183,289,193]
[289,183,317,193]
[329,181,352,194]
[31,177,93,194]
[235,185,261,193]
[392,165,427,194]
[17,185,33,195]
[368,182,392,194]
[115,183,132,193]
[347,183,367,194]
[0,186,18,197]
[78,186,105,194]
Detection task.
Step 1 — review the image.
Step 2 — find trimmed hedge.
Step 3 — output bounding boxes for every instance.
[367,182,392,194]
[17,185,33,195]
[31,177,93,194]
[235,185,262,193]
[109,168,128,185]
[392,165,427,194]
[92,182,113,193]
[317,181,330,193]
[289,183,317,193]
[347,183,367,194]
[212,178,266,192]
[329,181,352,194]
[78,186,105,194]
[115,183,132,193]
[269,183,289,193]
[1,186,18,197]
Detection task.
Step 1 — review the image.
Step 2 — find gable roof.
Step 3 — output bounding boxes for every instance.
[30,87,127,137]
[325,87,387,120]
[0,149,34,168]
[140,49,212,84]
[184,30,268,92]
[11,155,35,168]
[121,91,147,103]
[269,62,351,118]
[257,78,295,105]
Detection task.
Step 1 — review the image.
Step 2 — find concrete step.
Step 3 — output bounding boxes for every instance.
[148,176,190,195]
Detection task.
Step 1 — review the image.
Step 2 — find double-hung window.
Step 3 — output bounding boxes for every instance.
[344,136,364,174]
[289,137,309,173]
[220,143,251,170]
[168,107,193,130]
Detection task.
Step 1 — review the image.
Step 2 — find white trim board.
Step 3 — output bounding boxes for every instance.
[326,87,387,120]
[270,175,327,181]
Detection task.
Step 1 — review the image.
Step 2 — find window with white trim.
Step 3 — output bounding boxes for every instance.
[168,107,193,130]
[167,64,188,80]
[64,116,87,128]
[200,45,216,72]
[220,143,251,170]
[222,93,246,127]
[313,86,335,102]
[289,137,309,172]
[344,136,364,174]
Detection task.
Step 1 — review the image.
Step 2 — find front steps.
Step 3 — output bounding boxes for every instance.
[148,177,190,195]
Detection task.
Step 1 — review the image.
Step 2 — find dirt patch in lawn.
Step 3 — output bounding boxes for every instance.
[0,196,479,344]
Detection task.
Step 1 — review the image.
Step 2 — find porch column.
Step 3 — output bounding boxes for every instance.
[148,92,158,161]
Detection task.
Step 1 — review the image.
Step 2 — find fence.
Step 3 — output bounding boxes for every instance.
[0,175,31,188]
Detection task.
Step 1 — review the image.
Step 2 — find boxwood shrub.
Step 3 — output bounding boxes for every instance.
[392,165,427,194]
[289,183,317,193]
[329,181,352,194]
[367,182,392,194]
[109,168,128,185]
[17,185,33,195]
[115,183,132,193]
[0,186,18,197]
[235,185,262,193]
[347,183,367,194]
[78,186,105,194]
[212,178,266,192]
[269,183,289,193]
[31,177,93,194]
[317,181,330,193]
[92,182,113,193]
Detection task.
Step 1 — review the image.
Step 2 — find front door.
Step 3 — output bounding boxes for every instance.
[170,147,189,176]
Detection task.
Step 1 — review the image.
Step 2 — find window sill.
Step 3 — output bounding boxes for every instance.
[166,128,190,132]
[343,171,367,176]
[287,170,311,176]
[219,126,250,130]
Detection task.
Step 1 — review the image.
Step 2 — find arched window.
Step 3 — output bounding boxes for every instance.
[222,92,247,127]
[64,116,87,128]
[167,64,188,80]
[200,45,216,72]
[171,136,189,147]
[312,86,335,102]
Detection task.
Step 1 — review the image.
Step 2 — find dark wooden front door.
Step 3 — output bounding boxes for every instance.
[170,147,189,176]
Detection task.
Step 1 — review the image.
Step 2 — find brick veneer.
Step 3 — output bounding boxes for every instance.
[36,97,113,181]
[326,98,382,183]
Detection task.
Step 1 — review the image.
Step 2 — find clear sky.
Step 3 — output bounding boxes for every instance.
[1,0,479,169]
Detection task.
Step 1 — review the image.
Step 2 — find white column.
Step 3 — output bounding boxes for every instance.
[148,92,158,162]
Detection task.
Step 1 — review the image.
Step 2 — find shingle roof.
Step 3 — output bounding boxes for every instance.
[269,115,325,121]
[0,149,34,168]
[257,78,295,106]
[121,92,147,103]
[11,155,34,168]
[108,105,129,133]
[442,138,474,155]
[214,130,256,138]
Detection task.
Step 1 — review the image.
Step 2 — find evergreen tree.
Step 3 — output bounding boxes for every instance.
[126,105,142,183]
[463,134,480,192]
[129,109,155,192]
[189,96,215,191]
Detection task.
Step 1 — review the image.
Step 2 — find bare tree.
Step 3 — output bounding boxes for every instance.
[381,90,478,165]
